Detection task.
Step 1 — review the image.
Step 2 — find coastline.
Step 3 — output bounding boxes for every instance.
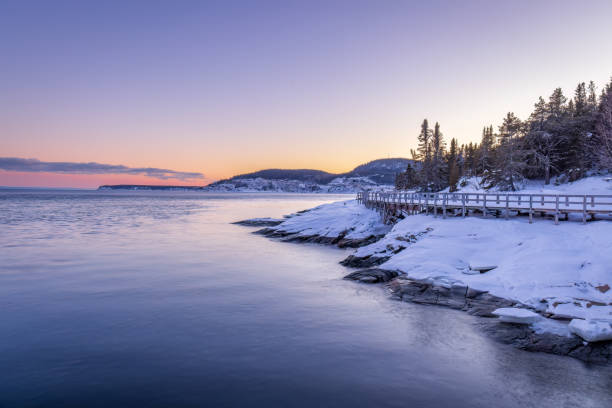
[237,196,612,364]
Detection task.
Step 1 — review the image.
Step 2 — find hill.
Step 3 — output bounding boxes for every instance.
[204,158,413,192]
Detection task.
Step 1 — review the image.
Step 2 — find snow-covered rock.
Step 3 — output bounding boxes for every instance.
[258,200,391,246]
[492,308,542,324]
[569,319,612,342]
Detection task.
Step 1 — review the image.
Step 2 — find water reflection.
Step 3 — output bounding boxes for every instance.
[0,190,610,408]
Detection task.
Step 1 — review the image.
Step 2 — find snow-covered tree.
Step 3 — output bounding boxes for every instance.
[483,112,526,191]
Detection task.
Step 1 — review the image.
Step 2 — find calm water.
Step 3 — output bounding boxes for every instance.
[0,190,610,408]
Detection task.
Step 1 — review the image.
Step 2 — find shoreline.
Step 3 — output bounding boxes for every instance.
[236,197,612,364]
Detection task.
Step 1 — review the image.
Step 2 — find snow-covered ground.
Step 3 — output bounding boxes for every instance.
[359,214,612,324]
[267,200,390,240]
[262,176,612,342]
[450,175,612,195]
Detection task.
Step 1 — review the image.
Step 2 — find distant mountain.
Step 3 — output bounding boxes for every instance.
[343,158,412,185]
[98,158,414,193]
[98,185,204,191]
[203,158,413,193]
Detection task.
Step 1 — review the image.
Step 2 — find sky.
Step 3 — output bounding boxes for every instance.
[1,0,612,188]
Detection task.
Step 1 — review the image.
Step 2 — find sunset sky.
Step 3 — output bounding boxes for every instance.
[2,0,612,188]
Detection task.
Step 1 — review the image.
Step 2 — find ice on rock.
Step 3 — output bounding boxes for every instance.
[492,308,542,324]
[568,319,612,342]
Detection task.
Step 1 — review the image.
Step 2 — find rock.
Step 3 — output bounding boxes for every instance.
[344,269,400,284]
[480,319,612,364]
[569,319,612,342]
[339,254,390,268]
[466,287,488,298]
[468,265,497,273]
[255,228,385,249]
[595,284,610,293]
[233,218,284,227]
[492,308,542,324]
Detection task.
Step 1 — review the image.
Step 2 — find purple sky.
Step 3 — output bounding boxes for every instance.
[2,0,612,187]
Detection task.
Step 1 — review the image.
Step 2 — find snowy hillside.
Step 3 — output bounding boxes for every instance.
[449,175,612,195]
[204,158,411,192]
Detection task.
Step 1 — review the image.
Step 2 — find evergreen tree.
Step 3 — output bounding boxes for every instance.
[430,122,447,190]
[447,138,460,191]
[484,112,526,191]
[595,80,612,169]
[525,96,561,184]
[415,119,432,188]
[478,125,494,175]
[395,163,419,190]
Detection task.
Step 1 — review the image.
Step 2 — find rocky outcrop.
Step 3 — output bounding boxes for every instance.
[233,218,284,227]
[340,254,390,268]
[387,277,516,317]
[380,275,611,363]
[254,228,385,248]
[343,268,399,283]
[479,320,612,364]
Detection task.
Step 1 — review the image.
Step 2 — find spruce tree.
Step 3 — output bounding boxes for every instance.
[430,122,447,191]
[484,112,526,190]
[447,138,460,191]
[415,119,432,189]
[595,80,612,169]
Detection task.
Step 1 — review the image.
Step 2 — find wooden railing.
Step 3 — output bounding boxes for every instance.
[356,191,612,224]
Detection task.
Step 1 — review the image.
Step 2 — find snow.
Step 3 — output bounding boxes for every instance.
[371,214,612,322]
[350,175,612,329]
[451,175,612,195]
[569,319,612,342]
[268,200,391,240]
[259,176,612,340]
[492,308,542,324]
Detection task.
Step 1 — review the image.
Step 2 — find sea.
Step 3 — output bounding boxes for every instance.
[1,189,610,407]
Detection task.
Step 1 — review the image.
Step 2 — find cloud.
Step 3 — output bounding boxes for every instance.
[0,157,204,181]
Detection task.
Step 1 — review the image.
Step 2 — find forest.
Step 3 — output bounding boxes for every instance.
[396,79,612,191]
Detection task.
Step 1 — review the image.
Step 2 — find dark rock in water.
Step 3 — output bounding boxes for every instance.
[479,320,612,364]
[386,276,612,363]
[254,228,385,249]
[233,218,284,227]
[344,269,399,283]
[340,254,390,268]
[387,277,515,317]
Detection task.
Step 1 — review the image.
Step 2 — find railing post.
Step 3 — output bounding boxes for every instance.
[442,193,447,219]
[529,195,533,224]
[582,195,587,224]
[462,194,466,217]
[483,194,487,218]
[555,195,559,225]
[505,194,509,219]
[434,194,438,217]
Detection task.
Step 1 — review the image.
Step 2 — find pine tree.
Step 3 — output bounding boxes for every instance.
[430,122,447,191]
[484,112,526,191]
[525,96,561,184]
[479,125,494,176]
[588,81,598,108]
[447,138,460,191]
[415,119,432,188]
[595,80,612,169]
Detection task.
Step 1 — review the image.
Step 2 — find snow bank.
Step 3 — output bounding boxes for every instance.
[268,200,390,240]
[569,319,612,342]
[357,214,612,322]
[492,308,542,324]
[451,175,612,195]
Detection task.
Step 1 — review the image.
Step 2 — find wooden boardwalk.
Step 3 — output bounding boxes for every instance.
[357,191,612,224]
